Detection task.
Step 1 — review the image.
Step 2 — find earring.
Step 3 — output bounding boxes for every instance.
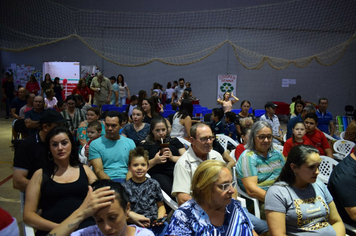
[293,172,297,176]
[48,151,53,161]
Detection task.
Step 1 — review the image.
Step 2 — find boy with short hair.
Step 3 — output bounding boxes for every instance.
[120,112,129,134]
[224,111,237,141]
[210,108,224,135]
[304,113,333,158]
[123,147,167,236]
[126,95,138,117]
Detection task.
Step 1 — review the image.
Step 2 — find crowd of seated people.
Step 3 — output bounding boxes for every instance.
[4,71,355,235]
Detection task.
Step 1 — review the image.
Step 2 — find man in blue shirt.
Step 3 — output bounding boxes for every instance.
[316,98,339,139]
[89,111,135,182]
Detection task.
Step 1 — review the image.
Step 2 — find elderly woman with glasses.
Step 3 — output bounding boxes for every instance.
[235,121,285,204]
[166,160,256,236]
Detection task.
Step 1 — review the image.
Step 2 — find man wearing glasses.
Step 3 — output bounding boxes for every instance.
[171,123,224,206]
[171,123,269,235]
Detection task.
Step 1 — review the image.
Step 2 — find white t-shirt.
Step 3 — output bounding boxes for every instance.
[166,88,174,99]
[45,97,58,109]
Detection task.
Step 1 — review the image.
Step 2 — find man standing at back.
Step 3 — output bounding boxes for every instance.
[90,72,112,109]
[89,111,135,182]
[171,78,185,103]
[316,98,339,139]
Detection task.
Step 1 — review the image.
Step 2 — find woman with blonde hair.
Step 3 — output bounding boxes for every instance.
[166,160,255,235]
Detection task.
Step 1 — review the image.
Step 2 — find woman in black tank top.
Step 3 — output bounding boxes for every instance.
[23,126,98,236]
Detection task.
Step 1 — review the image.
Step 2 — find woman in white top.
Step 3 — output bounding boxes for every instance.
[165,82,174,104]
[117,74,130,106]
[170,99,193,138]
[44,89,58,109]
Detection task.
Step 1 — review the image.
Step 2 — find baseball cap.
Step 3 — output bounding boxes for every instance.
[265,101,278,109]
[40,109,66,124]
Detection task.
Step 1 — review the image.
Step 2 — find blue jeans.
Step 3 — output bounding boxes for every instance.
[112,178,126,183]
[245,208,268,234]
[120,97,126,106]
[149,222,169,236]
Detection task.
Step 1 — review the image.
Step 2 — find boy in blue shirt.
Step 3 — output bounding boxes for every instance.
[225,111,237,141]
[210,108,224,135]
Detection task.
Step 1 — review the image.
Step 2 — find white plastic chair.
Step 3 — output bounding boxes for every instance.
[345,223,356,235]
[323,132,337,141]
[216,134,239,150]
[333,140,355,160]
[232,167,261,219]
[176,137,191,150]
[20,192,35,236]
[317,156,339,184]
[340,131,345,140]
[229,149,237,161]
[145,174,178,210]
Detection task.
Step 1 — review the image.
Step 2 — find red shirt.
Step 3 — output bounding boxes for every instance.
[25,81,40,95]
[305,129,331,156]
[72,86,91,102]
[283,136,313,157]
[234,144,246,161]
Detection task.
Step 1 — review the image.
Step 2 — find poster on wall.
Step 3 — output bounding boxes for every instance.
[43,62,80,97]
[8,64,38,90]
[217,74,237,100]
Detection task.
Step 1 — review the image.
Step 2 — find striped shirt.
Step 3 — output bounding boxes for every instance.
[236,148,285,192]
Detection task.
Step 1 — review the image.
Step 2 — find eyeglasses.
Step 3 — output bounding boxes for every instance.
[256,134,273,140]
[216,181,236,192]
[67,103,76,106]
[198,136,215,143]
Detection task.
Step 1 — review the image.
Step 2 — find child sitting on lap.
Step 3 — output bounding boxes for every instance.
[122,147,168,236]
[79,120,102,165]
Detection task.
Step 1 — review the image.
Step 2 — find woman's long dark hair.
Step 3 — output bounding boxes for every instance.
[145,116,171,144]
[117,74,124,86]
[143,98,158,118]
[178,99,193,119]
[294,100,305,116]
[137,90,147,107]
[42,126,81,188]
[275,145,319,185]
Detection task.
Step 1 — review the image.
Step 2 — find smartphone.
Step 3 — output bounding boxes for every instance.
[154,216,167,224]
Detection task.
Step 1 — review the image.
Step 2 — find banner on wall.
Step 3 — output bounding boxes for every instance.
[43,62,80,97]
[217,74,237,100]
